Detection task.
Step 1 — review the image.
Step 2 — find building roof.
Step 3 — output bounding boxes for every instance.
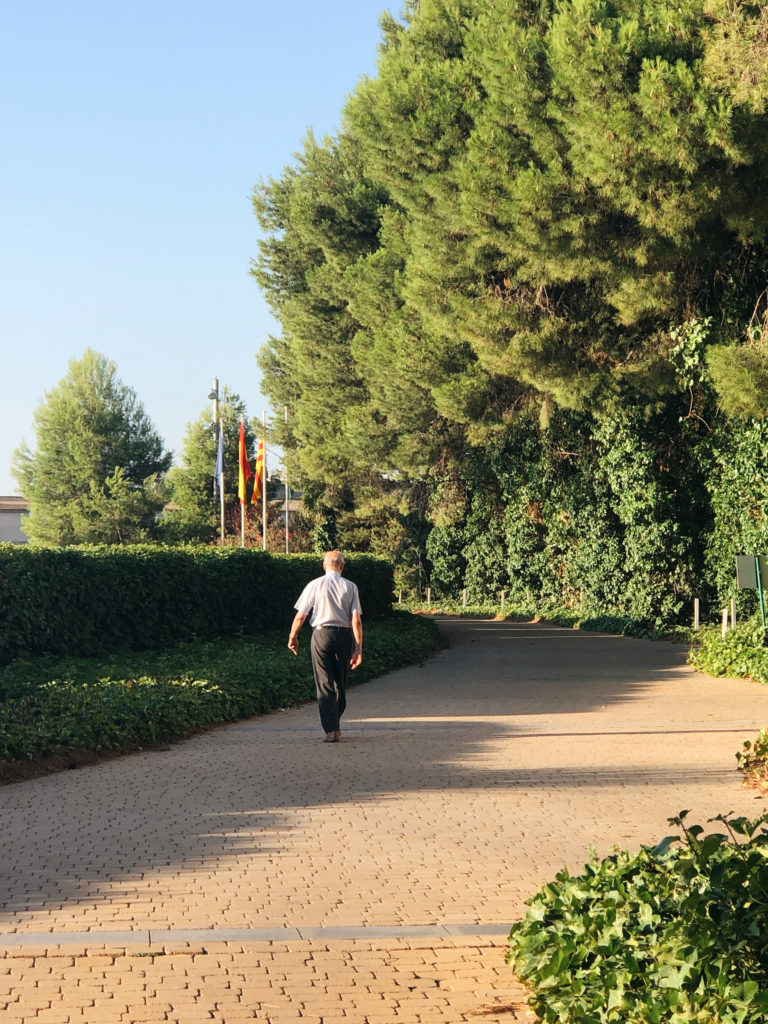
[0,496,29,511]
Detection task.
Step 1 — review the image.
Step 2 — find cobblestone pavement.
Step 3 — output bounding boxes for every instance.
[3,617,768,1023]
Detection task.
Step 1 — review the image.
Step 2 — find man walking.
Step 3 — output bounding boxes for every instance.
[288,550,363,742]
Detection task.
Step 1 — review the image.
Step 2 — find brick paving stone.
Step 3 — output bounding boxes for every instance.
[3,618,768,1022]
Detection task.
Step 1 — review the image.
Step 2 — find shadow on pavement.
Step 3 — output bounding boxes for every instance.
[0,617,764,924]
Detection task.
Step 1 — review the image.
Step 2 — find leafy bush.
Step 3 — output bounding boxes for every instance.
[736,727,768,790]
[0,546,394,663]
[508,811,768,1024]
[0,611,439,763]
[689,615,768,684]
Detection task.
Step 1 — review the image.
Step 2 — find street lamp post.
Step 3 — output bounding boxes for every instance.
[284,406,289,554]
[208,378,225,545]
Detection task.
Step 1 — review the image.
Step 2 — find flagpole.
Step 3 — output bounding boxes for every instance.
[209,377,225,546]
[284,406,289,555]
[240,417,246,549]
[262,411,267,551]
[218,422,225,546]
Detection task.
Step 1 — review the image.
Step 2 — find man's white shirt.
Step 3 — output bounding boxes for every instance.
[294,570,362,629]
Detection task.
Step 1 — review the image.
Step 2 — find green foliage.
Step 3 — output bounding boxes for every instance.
[0,547,395,664]
[708,344,768,419]
[0,612,439,763]
[690,614,768,683]
[508,810,768,1024]
[251,0,768,626]
[12,350,172,545]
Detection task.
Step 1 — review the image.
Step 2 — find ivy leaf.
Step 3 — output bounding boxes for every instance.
[700,833,727,859]
[651,835,680,857]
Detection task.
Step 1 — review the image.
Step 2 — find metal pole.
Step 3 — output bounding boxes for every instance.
[262,411,267,552]
[219,422,225,546]
[722,607,728,637]
[284,406,289,555]
[693,598,700,631]
[209,378,224,545]
[240,416,246,549]
[731,598,737,631]
[756,556,766,629]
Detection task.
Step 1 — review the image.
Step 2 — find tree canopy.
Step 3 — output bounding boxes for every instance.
[252,0,768,616]
[13,350,172,545]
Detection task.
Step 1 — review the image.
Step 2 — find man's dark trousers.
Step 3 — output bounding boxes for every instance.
[311,626,353,734]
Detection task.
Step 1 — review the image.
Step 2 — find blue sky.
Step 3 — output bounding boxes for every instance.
[1,0,391,494]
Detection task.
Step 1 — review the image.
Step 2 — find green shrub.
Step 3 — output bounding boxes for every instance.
[0,611,439,763]
[0,546,394,663]
[689,614,768,684]
[508,811,768,1024]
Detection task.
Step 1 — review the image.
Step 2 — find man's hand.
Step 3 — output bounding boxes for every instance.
[350,645,362,670]
[288,611,306,656]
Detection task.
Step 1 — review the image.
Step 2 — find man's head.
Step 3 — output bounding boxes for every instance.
[323,549,345,572]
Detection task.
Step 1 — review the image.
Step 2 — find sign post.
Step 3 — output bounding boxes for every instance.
[735,554,767,629]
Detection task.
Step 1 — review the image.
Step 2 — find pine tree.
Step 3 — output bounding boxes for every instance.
[12,350,171,545]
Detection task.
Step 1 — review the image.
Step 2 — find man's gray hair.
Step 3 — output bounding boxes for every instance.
[325,549,345,569]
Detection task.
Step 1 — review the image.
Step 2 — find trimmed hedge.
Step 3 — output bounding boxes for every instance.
[0,546,394,664]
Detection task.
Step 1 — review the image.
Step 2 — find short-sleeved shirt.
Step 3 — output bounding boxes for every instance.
[294,569,362,629]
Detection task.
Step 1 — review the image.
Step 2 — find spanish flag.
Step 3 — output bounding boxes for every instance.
[251,439,264,504]
[238,420,252,504]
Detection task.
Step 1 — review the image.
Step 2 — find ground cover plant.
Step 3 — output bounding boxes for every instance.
[690,615,768,686]
[0,610,439,780]
[688,613,768,790]
[508,811,768,1024]
[403,596,694,643]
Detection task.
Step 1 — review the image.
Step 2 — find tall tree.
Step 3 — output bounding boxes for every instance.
[12,349,171,545]
[252,0,768,603]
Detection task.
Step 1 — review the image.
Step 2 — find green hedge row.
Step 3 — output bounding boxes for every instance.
[0,612,440,762]
[0,546,394,664]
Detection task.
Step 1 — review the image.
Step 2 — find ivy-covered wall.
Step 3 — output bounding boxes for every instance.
[426,403,768,631]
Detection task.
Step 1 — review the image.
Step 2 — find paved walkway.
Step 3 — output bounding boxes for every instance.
[3,617,768,1023]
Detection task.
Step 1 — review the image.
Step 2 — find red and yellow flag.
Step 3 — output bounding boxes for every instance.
[238,420,252,504]
[251,439,264,504]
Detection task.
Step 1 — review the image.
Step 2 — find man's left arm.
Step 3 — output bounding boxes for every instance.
[350,611,363,669]
[288,611,306,655]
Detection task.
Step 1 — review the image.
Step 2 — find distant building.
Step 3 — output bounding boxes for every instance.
[0,496,29,544]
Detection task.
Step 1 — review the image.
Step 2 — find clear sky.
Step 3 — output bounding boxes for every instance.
[1,0,391,495]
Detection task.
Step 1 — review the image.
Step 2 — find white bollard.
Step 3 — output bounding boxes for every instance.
[427,587,432,608]
[693,598,700,631]
[722,607,729,637]
[731,598,737,631]
[462,588,467,608]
